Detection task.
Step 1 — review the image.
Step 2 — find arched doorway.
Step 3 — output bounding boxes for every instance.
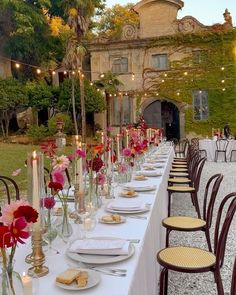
[143,99,180,140]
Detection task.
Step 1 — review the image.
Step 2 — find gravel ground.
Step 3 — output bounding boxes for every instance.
[167,161,236,295]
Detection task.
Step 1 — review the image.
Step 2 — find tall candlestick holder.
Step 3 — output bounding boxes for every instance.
[74,184,86,223]
[27,227,49,277]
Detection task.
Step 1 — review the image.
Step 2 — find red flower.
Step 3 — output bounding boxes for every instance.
[111,154,117,163]
[14,205,38,224]
[10,217,30,244]
[40,140,57,158]
[0,226,13,248]
[41,196,56,210]
[48,181,63,191]
[89,157,104,172]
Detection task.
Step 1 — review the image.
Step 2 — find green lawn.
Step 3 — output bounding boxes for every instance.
[0,143,73,197]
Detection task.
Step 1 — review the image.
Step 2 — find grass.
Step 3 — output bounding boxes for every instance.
[0,142,73,198]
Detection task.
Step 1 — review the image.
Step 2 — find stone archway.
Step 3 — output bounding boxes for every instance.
[141,97,184,140]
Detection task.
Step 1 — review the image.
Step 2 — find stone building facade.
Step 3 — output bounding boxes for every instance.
[88,0,233,139]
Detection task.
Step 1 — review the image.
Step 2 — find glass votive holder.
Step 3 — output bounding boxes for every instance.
[22,271,40,295]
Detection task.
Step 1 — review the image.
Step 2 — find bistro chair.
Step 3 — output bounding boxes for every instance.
[157,192,236,295]
[191,137,207,158]
[215,139,229,162]
[163,174,223,249]
[174,138,189,159]
[230,149,236,162]
[0,175,20,216]
[167,157,206,218]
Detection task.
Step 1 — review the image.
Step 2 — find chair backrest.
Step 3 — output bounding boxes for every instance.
[216,139,229,151]
[203,174,223,228]
[190,138,200,150]
[0,175,20,216]
[192,157,206,192]
[214,192,236,269]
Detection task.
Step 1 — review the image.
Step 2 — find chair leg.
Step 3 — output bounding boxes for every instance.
[165,229,171,247]
[204,229,212,252]
[159,268,168,295]
[168,192,172,217]
[192,192,201,219]
[225,152,227,162]
[214,270,224,295]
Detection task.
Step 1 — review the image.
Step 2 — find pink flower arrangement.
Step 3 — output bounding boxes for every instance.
[76,149,86,158]
[95,171,106,186]
[52,170,65,187]
[41,196,56,210]
[118,163,128,174]
[122,148,132,157]
[52,155,70,171]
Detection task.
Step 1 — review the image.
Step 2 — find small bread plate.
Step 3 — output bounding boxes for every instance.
[119,191,138,198]
[98,215,126,224]
[106,205,150,215]
[55,268,101,291]
[66,237,135,264]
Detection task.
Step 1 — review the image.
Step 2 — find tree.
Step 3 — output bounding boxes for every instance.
[94,71,123,131]
[96,4,139,39]
[0,78,28,137]
[58,77,105,115]
[49,0,105,142]
[26,81,56,125]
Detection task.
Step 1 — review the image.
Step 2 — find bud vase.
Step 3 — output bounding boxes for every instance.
[57,204,73,240]
[0,263,24,295]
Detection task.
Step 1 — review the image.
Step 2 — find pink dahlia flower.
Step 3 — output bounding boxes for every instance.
[0,200,29,225]
[122,148,131,157]
[52,155,69,171]
[52,170,65,186]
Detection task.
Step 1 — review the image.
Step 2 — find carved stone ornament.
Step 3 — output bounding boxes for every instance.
[121,24,139,40]
[178,18,196,33]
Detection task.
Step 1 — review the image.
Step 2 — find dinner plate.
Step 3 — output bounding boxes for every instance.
[106,205,150,214]
[98,215,126,224]
[55,268,101,291]
[123,184,156,191]
[133,176,148,181]
[66,237,135,264]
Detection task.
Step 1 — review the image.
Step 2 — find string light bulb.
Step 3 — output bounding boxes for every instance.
[164,73,167,77]
[221,67,225,71]
[161,79,165,83]
[36,69,41,74]
[15,63,20,69]
[184,71,188,76]
[222,88,226,91]
[177,92,180,96]
[81,73,85,78]
[221,79,225,83]
[90,82,93,86]
[100,73,105,78]
[63,70,67,75]
[156,93,159,96]
[132,73,135,80]
[72,71,75,75]
[52,71,56,75]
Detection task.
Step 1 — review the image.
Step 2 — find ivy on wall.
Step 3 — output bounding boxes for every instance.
[144,29,236,136]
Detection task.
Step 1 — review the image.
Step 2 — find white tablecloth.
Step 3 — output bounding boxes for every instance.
[14,147,174,295]
[199,139,236,161]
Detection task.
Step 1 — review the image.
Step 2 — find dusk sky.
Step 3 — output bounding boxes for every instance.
[105,0,236,26]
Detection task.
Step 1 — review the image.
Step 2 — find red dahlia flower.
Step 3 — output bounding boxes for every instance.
[10,217,30,244]
[14,205,38,224]
[48,181,63,191]
[0,226,13,248]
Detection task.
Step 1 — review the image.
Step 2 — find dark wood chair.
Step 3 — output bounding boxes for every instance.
[167,157,206,218]
[215,139,229,162]
[157,192,236,295]
[191,137,207,158]
[0,175,20,216]
[163,174,223,250]
[174,138,189,159]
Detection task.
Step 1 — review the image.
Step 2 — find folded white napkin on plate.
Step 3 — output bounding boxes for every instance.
[136,170,162,177]
[123,182,156,191]
[69,239,130,255]
[107,200,145,211]
[143,163,164,168]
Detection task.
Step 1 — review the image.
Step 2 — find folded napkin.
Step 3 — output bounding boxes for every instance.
[123,183,156,191]
[108,200,145,211]
[143,163,164,168]
[137,170,162,177]
[69,239,130,255]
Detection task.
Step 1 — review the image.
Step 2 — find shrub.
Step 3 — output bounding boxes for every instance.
[26,125,49,143]
[47,113,73,135]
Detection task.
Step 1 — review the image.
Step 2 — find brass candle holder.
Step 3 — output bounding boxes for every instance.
[27,227,49,277]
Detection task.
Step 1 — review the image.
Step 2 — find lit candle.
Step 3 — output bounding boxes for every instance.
[126,129,129,148]
[75,137,84,193]
[107,138,112,174]
[101,132,105,145]
[32,151,40,229]
[22,272,32,295]
[116,134,120,162]
[84,217,92,230]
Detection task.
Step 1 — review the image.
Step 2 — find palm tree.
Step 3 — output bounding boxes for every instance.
[95,71,123,134]
[62,1,103,142]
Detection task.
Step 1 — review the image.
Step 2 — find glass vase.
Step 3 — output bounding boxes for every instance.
[44,209,58,255]
[86,170,100,210]
[0,263,24,295]
[57,204,73,240]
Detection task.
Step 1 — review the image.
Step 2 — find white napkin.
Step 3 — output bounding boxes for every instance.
[108,200,145,211]
[143,163,164,168]
[69,239,130,255]
[123,182,156,191]
[136,170,162,177]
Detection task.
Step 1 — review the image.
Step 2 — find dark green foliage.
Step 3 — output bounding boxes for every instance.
[58,78,105,113]
[26,124,49,143]
[48,113,73,135]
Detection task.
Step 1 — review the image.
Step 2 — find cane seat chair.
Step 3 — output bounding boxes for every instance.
[174,138,189,159]
[157,192,236,295]
[191,137,207,158]
[163,174,223,249]
[215,139,229,162]
[167,157,206,218]
[0,175,20,216]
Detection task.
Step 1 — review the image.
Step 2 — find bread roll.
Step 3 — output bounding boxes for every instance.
[56,269,81,285]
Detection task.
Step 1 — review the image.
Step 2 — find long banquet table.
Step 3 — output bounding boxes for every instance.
[14,146,174,295]
[199,139,236,161]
